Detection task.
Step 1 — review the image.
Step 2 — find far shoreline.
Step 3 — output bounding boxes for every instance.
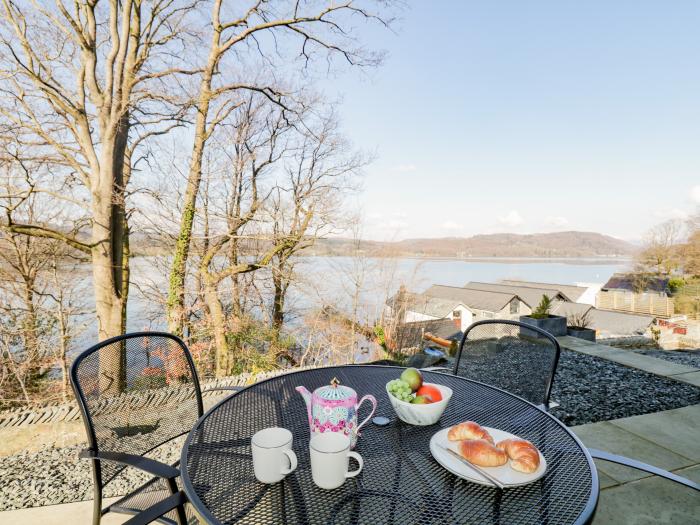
[128,252,632,266]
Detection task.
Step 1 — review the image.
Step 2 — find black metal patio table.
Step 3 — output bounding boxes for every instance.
[181,365,598,525]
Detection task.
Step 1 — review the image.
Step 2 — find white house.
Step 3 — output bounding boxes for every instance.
[386,285,531,331]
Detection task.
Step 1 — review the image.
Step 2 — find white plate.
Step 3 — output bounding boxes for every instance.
[429,426,547,487]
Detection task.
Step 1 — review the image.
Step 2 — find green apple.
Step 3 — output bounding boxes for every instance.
[411,395,431,404]
[400,367,423,392]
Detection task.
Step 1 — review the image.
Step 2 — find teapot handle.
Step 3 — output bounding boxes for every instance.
[355,394,378,435]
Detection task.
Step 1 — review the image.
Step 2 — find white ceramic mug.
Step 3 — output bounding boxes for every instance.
[310,432,363,490]
[251,427,298,484]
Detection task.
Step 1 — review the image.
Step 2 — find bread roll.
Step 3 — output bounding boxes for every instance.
[447,421,494,444]
[496,438,540,474]
[457,439,508,467]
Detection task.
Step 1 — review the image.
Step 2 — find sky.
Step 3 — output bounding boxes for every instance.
[321,1,700,241]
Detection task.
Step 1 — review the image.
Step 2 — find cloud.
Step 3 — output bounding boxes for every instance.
[654,208,687,220]
[441,220,463,231]
[393,164,417,173]
[387,219,409,229]
[692,185,700,204]
[545,215,569,228]
[498,210,524,228]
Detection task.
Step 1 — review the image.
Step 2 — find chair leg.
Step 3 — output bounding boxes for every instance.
[92,484,103,525]
[166,478,187,525]
[589,448,700,491]
[122,492,188,525]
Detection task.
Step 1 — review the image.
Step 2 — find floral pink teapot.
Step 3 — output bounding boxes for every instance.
[296,378,377,447]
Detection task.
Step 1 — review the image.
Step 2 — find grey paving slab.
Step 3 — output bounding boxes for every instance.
[670,370,700,387]
[571,421,694,483]
[0,498,126,525]
[596,469,620,489]
[676,464,700,484]
[593,475,700,525]
[599,351,698,376]
[557,336,596,348]
[558,337,699,377]
[610,405,700,461]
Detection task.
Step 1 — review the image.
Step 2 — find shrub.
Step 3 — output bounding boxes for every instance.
[530,295,553,319]
[668,277,685,294]
[132,367,167,390]
[567,310,592,329]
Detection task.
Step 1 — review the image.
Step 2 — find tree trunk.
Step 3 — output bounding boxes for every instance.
[55,293,70,402]
[167,72,214,336]
[202,275,228,378]
[20,278,38,361]
[92,201,126,392]
[92,123,130,393]
[272,272,286,330]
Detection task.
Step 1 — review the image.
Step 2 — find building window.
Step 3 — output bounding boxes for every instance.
[452,310,461,318]
[510,300,518,314]
[483,312,494,319]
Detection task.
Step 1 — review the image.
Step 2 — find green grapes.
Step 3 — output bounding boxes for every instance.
[387,379,415,403]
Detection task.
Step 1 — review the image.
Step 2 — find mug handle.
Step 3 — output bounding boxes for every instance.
[355,394,378,434]
[345,451,364,478]
[280,449,297,475]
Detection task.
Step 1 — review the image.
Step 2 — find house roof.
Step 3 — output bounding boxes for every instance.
[463,282,567,306]
[500,279,589,302]
[403,294,470,318]
[551,301,653,336]
[587,309,654,336]
[552,302,593,317]
[602,273,670,294]
[424,285,520,312]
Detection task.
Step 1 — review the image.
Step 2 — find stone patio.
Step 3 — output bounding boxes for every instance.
[2,342,698,524]
[0,498,126,525]
[3,404,697,524]
[572,404,700,524]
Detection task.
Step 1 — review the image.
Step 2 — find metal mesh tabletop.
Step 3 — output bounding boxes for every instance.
[181,366,598,525]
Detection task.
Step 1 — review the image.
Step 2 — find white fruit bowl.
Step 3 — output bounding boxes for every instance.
[385,382,452,426]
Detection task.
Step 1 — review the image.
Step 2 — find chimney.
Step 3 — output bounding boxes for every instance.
[452,309,462,330]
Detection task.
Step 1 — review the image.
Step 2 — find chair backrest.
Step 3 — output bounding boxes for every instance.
[452,320,561,407]
[70,332,204,487]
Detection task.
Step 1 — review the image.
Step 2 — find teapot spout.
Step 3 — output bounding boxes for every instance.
[295,386,313,425]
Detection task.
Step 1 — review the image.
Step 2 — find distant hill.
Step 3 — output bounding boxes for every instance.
[307,232,635,258]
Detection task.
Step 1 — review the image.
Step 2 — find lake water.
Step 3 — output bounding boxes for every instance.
[74,256,630,349]
[288,256,629,321]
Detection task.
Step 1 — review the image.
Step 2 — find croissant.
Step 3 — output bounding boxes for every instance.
[447,421,494,444]
[496,438,540,474]
[458,439,508,467]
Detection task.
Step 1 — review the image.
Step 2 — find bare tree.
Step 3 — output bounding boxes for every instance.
[166,0,395,335]
[194,97,295,376]
[0,0,199,390]
[683,209,700,278]
[268,110,365,330]
[637,219,683,276]
[0,162,87,406]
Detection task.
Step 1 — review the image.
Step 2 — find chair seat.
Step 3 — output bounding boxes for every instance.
[108,475,198,524]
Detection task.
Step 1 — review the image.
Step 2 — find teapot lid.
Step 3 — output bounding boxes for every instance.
[315,377,355,400]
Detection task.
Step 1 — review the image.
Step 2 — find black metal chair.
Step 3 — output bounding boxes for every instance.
[449,319,561,410]
[71,332,207,525]
[587,449,699,491]
[449,323,698,493]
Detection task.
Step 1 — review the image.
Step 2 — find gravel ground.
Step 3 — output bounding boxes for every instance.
[0,439,182,512]
[550,350,700,426]
[1,350,699,511]
[634,349,700,368]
